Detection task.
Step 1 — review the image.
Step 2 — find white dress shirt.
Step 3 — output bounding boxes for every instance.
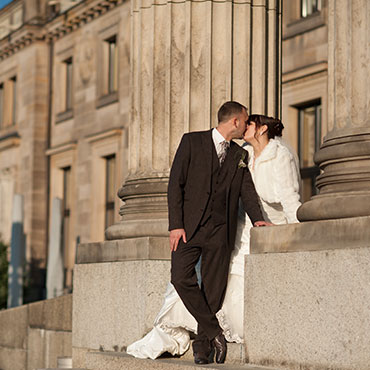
[212,128,230,158]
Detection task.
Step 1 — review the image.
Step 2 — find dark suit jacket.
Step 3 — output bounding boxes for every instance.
[168,129,264,250]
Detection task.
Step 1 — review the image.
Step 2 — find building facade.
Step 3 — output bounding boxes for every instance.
[0,0,328,301]
[0,0,130,302]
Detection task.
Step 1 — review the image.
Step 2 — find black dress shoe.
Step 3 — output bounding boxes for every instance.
[212,333,227,364]
[194,351,209,364]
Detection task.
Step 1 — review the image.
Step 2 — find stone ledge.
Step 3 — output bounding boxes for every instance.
[76,237,170,264]
[28,294,72,331]
[250,215,370,254]
[72,261,171,349]
[0,346,27,370]
[85,351,280,370]
[176,341,246,364]
[244,247,370,370]
[0,305,28,349]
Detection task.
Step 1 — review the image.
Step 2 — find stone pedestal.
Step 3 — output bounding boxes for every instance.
[245,223,370,370]
[298,0,370,221]
[72,239,171,368]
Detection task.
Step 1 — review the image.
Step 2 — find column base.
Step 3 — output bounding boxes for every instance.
[105,218,168,240]
[297,191,370,222]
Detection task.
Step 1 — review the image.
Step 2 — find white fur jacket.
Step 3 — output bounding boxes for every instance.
[243,138,302,224]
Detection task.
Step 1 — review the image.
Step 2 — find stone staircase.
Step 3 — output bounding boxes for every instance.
[85,350,279,370]
[37,356,80,370]
[38,343,280,370]
[77,343,280,370]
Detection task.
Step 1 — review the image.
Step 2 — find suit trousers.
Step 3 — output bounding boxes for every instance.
[171,218,231,353]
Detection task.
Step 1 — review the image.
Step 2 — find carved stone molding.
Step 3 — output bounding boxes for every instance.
[0,0,125,61]
[46,0,124,41]
[0,25,44,60]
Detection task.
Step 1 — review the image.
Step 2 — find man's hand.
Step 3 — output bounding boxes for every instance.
[170,228,187,252]
[253,221,273,227]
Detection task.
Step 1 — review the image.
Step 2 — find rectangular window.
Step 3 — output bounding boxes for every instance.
[62,166,72,291]
[106,36,118,94]
[0,83,3,129]
[297,101,322,202]
[105,155,116,229]
[301,0,321,18]
[10,76,16,125]
[1,77,17,127]
[64,58,73,111]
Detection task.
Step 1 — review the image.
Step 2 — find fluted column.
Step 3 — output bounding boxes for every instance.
[298,0,370,221]
[106,0,282,240]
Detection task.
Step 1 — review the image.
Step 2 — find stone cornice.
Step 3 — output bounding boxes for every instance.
[45,142,77,156]
[85,128,122,144]
[45,0,124,41]
[0,0,124,61]
[282,61,328,84]
[0,24,45,60]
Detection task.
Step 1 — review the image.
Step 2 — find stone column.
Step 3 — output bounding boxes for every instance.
[106,0,282,240]
[298,0,370,221]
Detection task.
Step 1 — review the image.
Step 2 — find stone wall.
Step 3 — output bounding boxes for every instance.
[72,238,170,368]
[244,218,370,370]
[0,294,72,370]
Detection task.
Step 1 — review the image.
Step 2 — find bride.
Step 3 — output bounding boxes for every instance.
[127,114,302,359]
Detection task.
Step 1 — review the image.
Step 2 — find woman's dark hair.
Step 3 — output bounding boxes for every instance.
[248,114,284,139]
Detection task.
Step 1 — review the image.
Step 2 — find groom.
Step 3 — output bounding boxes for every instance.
[168,101,268,364]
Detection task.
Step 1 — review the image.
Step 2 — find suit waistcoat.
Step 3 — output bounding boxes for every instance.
[200,142,231,226]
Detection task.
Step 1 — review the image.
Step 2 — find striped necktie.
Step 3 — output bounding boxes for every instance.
[218,140,230,166]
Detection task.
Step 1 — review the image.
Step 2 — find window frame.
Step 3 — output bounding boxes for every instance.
[10,76,16,126]
[47,145,76,295]
[0,83,3,129]
[54,46,74,124]
[61,165,72,292]
[96,24,119,108]
[87,129,124,242]
[301,0,322,18]
[104,154,116,230]
[107,35,118,95]
[64,58,73,112]
[296,100,322,200]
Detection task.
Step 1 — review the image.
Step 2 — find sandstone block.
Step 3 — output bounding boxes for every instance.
[0,305,28,349]
[244,246,370,370]
[72,259,170,351]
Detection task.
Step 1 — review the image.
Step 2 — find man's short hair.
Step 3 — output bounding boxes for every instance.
[217,101,247,123]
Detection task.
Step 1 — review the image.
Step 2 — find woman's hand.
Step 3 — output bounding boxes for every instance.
[253,221,273,227]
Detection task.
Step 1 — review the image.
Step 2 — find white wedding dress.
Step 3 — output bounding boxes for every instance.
[127,138,301,359]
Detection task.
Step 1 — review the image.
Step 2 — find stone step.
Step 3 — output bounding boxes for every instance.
[85,351,281,370]
[178,342,246,364]
[37,356,75,370]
